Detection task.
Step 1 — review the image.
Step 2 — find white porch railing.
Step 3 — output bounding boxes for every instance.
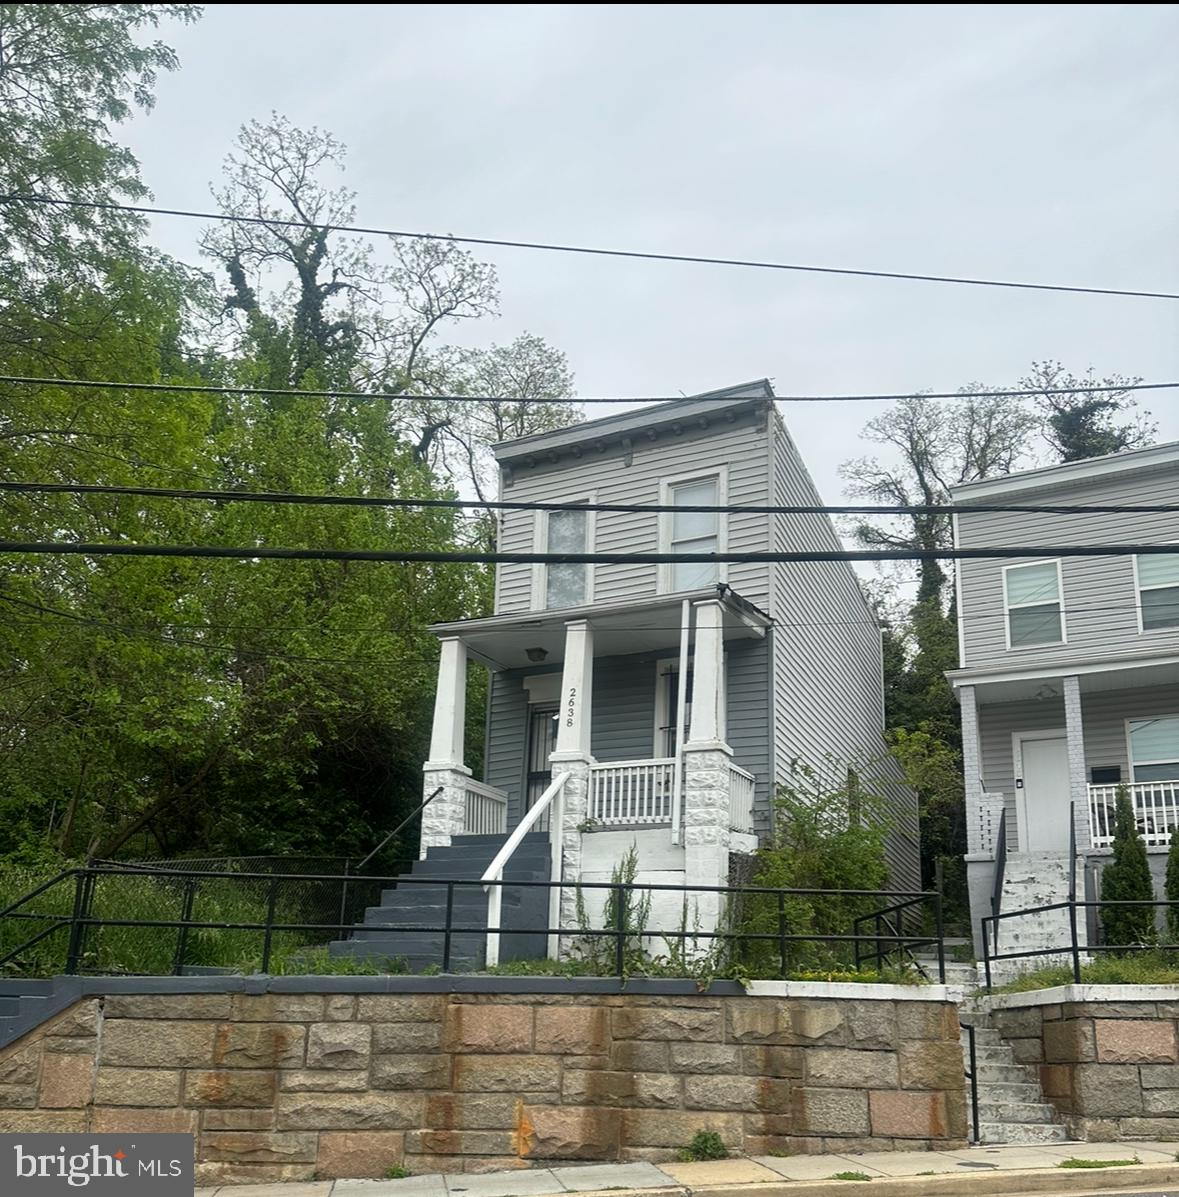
[589,758,675,825]
[1089,780,1179,848]
[729,763,756,833]
[463,779,508,835]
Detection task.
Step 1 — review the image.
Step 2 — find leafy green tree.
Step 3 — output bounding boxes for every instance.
[1166,827,1179,943]
[1100,791,1156,947]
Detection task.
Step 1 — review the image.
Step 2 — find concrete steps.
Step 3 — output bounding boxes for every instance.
[989,852,1086,982]
[961,1010,1067,1144]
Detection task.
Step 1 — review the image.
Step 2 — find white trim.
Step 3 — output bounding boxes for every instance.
[949,646,1179,689]
[1012,727,1068,852]
[951,438,1179,502]
[1133,546,1179,635]
[952,511,966,668]
[522,673,561,705]
[986,982,1179,1009]
[529,490,597,611]
[1002,559,1066,651]
[657,466,729,595]
[1125,713,1179,781]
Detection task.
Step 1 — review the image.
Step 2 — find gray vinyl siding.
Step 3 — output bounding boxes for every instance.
[977,681,1179,851]
[483,643,772,831]
[957,469,1179,671]
[494,405,772,615]
[766,412,921,890]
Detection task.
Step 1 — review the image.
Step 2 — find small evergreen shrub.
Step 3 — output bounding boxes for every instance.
[1166,826,1179,942]
[1100,790,1156,948]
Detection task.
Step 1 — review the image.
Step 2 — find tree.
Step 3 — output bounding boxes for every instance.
[1022,360,1156,463]
[1166,826,1179,943]
[1100,790,1156,947]
[0,4,201,292]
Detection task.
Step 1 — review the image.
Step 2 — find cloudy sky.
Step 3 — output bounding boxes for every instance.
[127,4,1179,502]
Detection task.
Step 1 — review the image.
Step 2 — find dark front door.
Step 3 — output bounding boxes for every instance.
[526,705,559,830]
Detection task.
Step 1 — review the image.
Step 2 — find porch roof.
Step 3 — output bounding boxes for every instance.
[948,648,1179,702]
[430,585,771,670]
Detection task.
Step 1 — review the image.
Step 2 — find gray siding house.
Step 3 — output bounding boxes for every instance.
[417,381,918,952]
[950,441,1179,954]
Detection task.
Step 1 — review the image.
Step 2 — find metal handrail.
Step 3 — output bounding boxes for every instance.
[482,771,569,966]
[357,785,443,871]
[961,1022,981,1143]
[989,807,1007,956]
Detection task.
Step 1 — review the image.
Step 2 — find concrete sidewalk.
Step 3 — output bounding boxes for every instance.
[195,1141,1179,1197]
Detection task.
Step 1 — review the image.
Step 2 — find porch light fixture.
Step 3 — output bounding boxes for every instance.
[1035,683,1059,701]
[525,647,548,663]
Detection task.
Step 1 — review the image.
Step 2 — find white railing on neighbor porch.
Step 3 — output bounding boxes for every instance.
[463,779,509,835]
[729,763,756,833]
[589,758,676,825]
[1089,780,1179,849]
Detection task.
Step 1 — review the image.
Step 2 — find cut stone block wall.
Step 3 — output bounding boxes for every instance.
[0,988,966,1183]
[991,994,1179,1139]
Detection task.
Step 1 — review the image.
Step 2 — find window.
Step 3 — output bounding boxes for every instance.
[1129,716,1179,782]
[1137,553,1179,631]
[1004,561,1064,648]
[666,475,722,592]
[544,506,588,609]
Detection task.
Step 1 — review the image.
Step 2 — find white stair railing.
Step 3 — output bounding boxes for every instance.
[463,779,508,835]
[482,772,569,967]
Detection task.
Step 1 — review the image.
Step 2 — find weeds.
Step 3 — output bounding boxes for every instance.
[677,1130,728,1162]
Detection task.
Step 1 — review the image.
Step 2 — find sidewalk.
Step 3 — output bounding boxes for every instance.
[196,1141,1179,1197]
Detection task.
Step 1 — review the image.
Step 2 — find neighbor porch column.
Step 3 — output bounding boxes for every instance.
[420,636,471,855]
[1063,674,1090,849]
[683,598,731,945]
[551,620,594,950]
[961,683,998,959]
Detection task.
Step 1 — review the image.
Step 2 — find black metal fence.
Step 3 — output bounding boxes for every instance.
[0,863,946,982]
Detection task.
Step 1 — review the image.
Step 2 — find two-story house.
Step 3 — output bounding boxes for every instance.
[332,381,918,969]
[950,441,1179,958]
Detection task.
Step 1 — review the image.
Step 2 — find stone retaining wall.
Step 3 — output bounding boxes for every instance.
[0,987,966,1184]
[990,991,1179,1139]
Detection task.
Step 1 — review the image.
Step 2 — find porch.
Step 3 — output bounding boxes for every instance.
[419,587,769,859]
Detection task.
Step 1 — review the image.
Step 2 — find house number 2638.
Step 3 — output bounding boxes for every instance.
[565,687,577,727]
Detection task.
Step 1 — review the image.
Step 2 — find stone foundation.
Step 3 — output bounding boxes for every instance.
[0,983,966,1183]
[990,986,1179,1140]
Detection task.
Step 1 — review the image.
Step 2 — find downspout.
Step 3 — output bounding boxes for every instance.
[671,598,691,846]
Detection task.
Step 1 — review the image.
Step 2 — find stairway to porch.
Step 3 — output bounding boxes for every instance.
[989,851,1086,983]
[327,833,551,972]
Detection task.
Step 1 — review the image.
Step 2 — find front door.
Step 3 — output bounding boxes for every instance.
[1015,732,1070,852]
[525,705,559,830]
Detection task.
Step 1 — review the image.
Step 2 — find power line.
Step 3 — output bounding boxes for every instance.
[2,193,1175,301]
[7,479,1179,518]
[1,372,1174,406]
[2,542,1179,565]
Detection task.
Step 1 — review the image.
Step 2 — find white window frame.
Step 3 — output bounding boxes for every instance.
[1002,559,1066,651]
[530,491,596,611]
[657,467,728,595]
[1132,546,1179,635]
[1124,713,1179,783]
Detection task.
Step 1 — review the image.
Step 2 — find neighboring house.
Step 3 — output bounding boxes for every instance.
[950,441,1179,957]
[334,381,918,967]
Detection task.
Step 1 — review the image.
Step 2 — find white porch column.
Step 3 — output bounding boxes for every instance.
[961,686,986,855]
[683,599,731,946]
[420,636,470,855]
[686,599,727,749]
[551,620,594,949]
[1064,674,1090,849]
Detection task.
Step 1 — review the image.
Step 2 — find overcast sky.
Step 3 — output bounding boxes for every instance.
[126,3,1179,504]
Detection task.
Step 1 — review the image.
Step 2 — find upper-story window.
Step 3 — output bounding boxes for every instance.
[1136,553,1179,631]
[533,499,593,610]
[660,470,727,593]
[1004,560,1065,649]
[1128,715,1179,781]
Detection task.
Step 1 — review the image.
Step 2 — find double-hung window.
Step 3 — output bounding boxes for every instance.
[541,503,590,609]
[1004,561,1064,648]
[1136,553,1179,631]
[663,473,724,592]
[1128,716,1179,782]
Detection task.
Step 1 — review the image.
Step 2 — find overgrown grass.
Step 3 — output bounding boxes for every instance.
[677,1130,729,1161]
[1056,1157,1139,1169]
[994,951,1179,993]
[830,1172,871,1181]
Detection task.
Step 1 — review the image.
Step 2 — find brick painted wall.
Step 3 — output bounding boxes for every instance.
[991,997,1179,1139]
[0,990,966,1184]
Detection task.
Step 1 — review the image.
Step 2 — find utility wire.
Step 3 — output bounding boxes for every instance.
[1,193,1174,301]
[5,479,1179,517]
[2,542,1179,564]
[1,372,1174,406]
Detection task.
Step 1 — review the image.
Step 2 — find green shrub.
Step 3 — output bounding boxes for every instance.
[1100,790,1156,947]
[677,1130,729,1161]
[1166,827,1179,942]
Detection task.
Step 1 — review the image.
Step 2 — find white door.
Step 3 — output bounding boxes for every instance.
[1016,733,1071,852]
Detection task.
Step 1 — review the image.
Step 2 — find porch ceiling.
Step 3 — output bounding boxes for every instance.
[954,655,1179,703]
[430,586,770,670]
